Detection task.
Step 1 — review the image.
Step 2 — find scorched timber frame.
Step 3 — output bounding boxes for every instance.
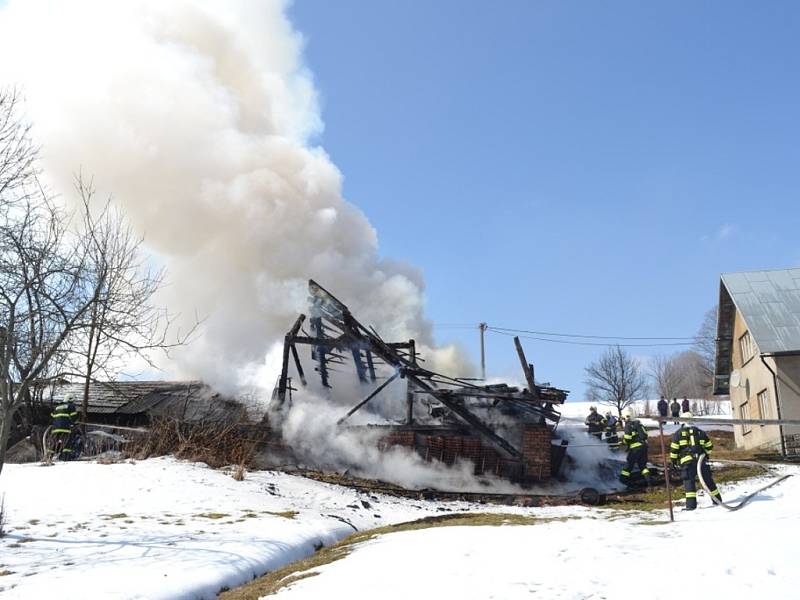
[272,280,568,461]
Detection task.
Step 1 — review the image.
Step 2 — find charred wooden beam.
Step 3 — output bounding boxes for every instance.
[514,336,537,397]
[311,317,330,388]
[406,339,416,425]
[276,315,306,406]
[365,350,377,382]
[337,370,401,425]
[290,344,306,386]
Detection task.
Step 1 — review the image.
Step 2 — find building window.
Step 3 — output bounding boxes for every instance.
[757,389,770,421]
[739,330,756,365]
[740,403,751,434]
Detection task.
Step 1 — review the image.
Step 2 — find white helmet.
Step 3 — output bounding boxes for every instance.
[64,392,76,403]
[622,409,634,420]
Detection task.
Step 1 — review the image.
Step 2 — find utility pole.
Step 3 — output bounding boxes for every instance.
[479,322,487,380]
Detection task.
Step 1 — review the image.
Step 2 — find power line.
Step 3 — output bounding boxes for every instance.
[486,328,696,348]
[489,325,702,341]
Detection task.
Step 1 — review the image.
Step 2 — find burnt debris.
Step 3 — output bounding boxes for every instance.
[270,280,570,483]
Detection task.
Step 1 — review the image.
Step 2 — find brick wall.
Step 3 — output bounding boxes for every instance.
[380,427,553,482]
[521,425,551,480]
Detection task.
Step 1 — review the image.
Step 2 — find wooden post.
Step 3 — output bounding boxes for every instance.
[290,344,306,386]
[406,340,416,424]
[365,350,377,382]
[479,323,487,380]
[659,417,674,522]
[513,336,537,397]
[311,317,330,388]
[277,315,306,405]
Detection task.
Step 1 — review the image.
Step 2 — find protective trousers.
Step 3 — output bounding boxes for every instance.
[681,459,721,510]
[620,446,650,485]
[50,431,71,460]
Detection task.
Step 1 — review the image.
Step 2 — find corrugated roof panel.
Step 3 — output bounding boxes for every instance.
[722,273,752,294]
[745,271,770,283]
[750,281,781,304]
[721,268,800,353]
[767,269,796,290]
[763,302,792,327]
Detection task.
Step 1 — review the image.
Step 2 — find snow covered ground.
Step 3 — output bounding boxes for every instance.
[0,457,531,599]
[2,455,793,599]
[266,464,799,600]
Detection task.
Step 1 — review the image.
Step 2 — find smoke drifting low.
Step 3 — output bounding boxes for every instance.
[0,0,469,392]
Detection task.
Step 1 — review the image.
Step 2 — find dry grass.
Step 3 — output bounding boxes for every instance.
[125,417,266,470]
[197,512,229,520]
[604,461,766,512]
[218,512,567,599]
[261,510,298,520]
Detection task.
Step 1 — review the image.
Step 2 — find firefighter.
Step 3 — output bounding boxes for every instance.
[620,410,650,486]
[669,412,721,510]
[50,392,79,460]
[584,406,606,439]
[603,411,620,447]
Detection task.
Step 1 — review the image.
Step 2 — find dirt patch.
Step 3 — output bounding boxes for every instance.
[197,512,229,520]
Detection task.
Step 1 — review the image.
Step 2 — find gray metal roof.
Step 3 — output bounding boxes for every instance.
[720,268,800,353]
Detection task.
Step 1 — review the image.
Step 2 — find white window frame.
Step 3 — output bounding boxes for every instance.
[739,331,755,365]
[757,389,770,421]
[740,402,751,434]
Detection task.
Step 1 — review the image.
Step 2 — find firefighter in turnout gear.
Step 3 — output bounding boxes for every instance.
[670,412,721,510]
[603,411,620,447]
[584,406,606,439]
[620,411,651,486]
[50,393,79,460]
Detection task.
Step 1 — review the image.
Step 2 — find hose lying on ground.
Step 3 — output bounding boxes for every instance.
[697,453,792,512]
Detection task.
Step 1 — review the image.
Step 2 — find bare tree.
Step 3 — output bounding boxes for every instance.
[0,88,37,199]
[692,306,717,398]
[650,354,685,398]
[0,96,194,474]
[67,176,196,425]
[0,190,101,474]
[584,345,649,418]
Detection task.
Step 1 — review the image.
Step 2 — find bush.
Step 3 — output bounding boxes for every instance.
[125,417,266,470]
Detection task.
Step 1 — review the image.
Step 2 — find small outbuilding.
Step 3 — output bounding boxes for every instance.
[714,268,800,455]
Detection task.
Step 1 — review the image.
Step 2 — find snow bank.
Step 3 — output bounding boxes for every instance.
[0,457,483,599]
[267,465,800,600]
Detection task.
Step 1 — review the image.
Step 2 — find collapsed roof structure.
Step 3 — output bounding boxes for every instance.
[270,280,570,483]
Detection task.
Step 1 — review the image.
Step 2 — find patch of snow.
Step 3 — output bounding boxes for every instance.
[266,465,800,600]
[0,457,492,599]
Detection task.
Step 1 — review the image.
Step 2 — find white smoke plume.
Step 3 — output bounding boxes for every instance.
[0,0,471,394]
[0,1,622,493]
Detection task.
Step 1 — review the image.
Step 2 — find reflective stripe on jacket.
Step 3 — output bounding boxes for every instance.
[51,401,78,431]
[623,420,648,449]
[669,425,713,463]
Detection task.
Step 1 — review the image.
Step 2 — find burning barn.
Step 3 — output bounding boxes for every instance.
[268,280,571,485]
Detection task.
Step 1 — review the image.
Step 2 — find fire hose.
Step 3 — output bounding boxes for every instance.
[696,453,792,511]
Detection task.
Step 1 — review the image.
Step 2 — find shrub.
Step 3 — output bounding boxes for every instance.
[125,417,266,469]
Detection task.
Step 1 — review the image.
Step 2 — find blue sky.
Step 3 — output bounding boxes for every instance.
[289,1,799,398]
